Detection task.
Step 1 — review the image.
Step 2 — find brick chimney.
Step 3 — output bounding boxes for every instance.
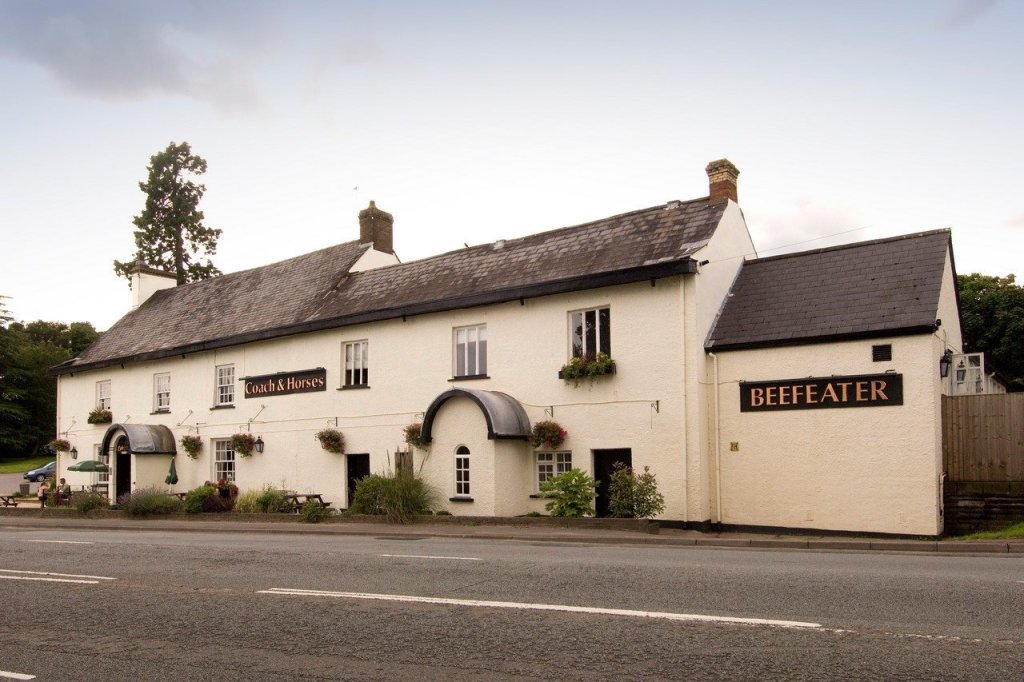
[705,159,740,204]
[358,200,394,254]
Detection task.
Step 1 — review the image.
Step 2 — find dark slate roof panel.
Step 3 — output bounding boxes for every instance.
[67,198,726,372]
[705,230,951,351]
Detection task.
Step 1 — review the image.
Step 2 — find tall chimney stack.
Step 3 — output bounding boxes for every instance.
[358,200,394,254]
[705,159,740,204]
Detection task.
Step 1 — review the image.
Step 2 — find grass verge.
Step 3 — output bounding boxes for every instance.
[952,522,1024,540]
[0,456,52,474]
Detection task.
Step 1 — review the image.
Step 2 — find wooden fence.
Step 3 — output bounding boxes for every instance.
[942,394,1024,482]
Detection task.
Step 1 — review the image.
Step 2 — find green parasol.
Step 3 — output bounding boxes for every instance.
[165,457,178,485]
[67,460,110,473]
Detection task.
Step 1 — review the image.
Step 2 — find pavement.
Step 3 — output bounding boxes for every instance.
[1,503,1022,555]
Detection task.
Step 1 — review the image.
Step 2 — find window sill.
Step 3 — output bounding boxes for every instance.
[448,374,490,382]
[448,496,474,503]
[337,385,371,391]
[149,410,170,415]
[210,404,235,410]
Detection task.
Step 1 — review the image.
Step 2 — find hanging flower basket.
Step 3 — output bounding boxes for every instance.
[558,352,616,386]
[87,408,112,425]
[180,435,202,459]
[49,438,71,453]
[403,423,427,450]
[231,433,257,457]
[530,420,567,449]
[316,428,345,454]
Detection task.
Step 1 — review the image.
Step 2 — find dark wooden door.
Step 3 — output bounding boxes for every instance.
[346,454,370,509]
[115,451,131,502]
[593,448,631,517]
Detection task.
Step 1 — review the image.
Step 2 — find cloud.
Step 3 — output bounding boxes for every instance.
[941,0,998,29]
[0,0,280,112]
[1004,213,1024,228]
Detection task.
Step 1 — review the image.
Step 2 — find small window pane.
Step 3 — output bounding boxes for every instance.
[598,308,611,356]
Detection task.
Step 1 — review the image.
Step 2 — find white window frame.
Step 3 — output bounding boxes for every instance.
[95,444,109,484]
[453,324,487,377]
[343,340,369,387]
[213,438,236,482]
[454,446,471,496]
[153,373,171,411]
[215,364,235,406]
[96,380,111,411]
[569,306,611,358]
[536,451,572,491]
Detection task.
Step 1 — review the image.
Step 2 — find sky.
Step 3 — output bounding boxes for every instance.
[1,0,1022,331]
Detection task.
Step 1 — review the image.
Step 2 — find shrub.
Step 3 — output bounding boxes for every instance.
[231,433,256,457]
[234,485,286,513]
[233,489,261,513]
[434,509,452,516]
[118,487,183,517]
[315,428,345,454]
[539,468,597,517]
[71,491,106,514]
[183,485,231,514]
[180,435,202,459]
[348,472,438,523]
[608,463,665,519]
[530,420,567,449]
[299,498,331,523]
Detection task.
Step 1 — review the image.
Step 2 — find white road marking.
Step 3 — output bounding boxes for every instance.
[0,670,36,680]
[24,540,94,545]
[0,569,115,580]
[0,576,99,585]
[379,554,482,561]
[259,588,821,629]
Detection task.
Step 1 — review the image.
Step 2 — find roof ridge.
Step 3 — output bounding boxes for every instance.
[749,228,950,265]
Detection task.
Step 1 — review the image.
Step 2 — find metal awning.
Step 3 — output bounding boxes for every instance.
[100,424,177,455]
[420,388,530,443]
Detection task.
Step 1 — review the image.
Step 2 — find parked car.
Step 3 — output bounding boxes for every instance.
[24,461,56,482]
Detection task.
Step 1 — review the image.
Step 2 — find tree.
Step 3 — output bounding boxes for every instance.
[957,273,1024,391]
[0,296,31,455]
[113,141,222,286]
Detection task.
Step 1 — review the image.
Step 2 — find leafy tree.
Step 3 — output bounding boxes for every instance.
[113,141,222,286]
[957,273,1024,391]
[0,297,31,454]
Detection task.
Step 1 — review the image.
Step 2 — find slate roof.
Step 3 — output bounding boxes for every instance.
[705,229,954,351]
[60,197,726,373]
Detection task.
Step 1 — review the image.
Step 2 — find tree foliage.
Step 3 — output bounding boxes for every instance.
[539,468,598,517]
[608,463,666,519]
[113,141,222,286]
[957,273,1024,391]
[0,305,101,457]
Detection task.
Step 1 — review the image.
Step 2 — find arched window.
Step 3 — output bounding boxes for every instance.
[455,446,470,497]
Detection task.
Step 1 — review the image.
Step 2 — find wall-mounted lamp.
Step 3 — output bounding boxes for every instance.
[70,446,78,460]
[254,436,265,454]
[939,350,952,378]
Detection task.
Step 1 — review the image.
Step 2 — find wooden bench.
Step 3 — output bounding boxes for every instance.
[0,495,19,507]
[281,493,333,513]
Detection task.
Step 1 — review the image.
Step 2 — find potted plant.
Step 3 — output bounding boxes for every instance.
[180,434,202,459]
[530,420,567,449]
[231,433,257,457]
[315,428,345,454]
[49,439,71,453]
[558,352,616,386]
[87,408,113,425]
[403,423,427,450]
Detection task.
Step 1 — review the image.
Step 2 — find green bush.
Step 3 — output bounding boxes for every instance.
[608,463,665,519]
[539,468,597,517]
[118,487,183,517]
[233,489,260,513]
[348,472,438,524]
[71,491,106,514]
[183,485,231,514]
[299,498,331,523]
[255,486,286,513]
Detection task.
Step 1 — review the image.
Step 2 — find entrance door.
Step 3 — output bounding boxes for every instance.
[114,436,132,503]
[593,448,632,518]
[346,454,370,509]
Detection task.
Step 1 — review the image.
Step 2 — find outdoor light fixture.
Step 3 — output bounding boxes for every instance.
[255,436,265,454]
[70,446,78,459]
[939,350,952,378]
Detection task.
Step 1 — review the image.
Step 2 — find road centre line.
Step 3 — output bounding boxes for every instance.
[259,588,821,629]
[0,670,36,680]
[0,576,99,585]
[379,554,482,561]
[24,540,94,545]
[0,569,115,580]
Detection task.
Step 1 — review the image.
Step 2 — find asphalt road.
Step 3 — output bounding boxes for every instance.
[1,527,1022,680]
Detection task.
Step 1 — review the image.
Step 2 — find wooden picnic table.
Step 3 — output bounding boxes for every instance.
[0,495,19,507]
[280,493,333,513]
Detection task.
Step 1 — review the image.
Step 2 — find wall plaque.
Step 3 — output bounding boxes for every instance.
[740,373,903,412]
[243,368,327,399]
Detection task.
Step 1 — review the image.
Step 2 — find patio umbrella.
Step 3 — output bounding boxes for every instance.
[165,458,178,485]
[68,460,110,473]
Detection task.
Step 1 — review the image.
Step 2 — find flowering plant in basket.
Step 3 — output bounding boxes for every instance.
[530,421,567,449]
[316,428,345,454]
[403,423,427,450]
[231,433,257,457]
[180,435,202,459]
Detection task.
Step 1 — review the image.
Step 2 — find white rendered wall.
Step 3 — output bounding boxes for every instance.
[713,334,945,535]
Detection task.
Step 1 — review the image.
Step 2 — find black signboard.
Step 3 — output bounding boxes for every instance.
[740,373,903,412]
[243,368,327,399]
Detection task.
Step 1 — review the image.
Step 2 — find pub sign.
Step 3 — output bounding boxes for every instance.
[740,373,903,412]
[243,368,327,399]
